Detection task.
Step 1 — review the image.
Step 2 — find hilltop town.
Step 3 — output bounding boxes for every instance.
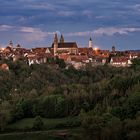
[0,33,140,69]
[0,34,140,140]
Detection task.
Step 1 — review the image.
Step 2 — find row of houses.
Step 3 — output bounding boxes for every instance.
[0,34,140,69]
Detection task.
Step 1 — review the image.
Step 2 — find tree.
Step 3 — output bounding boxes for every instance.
[81,115,104,140]
[0,110,10,131]
[32,116,44,130]
[131,58,140,70]
[55,57,66,68]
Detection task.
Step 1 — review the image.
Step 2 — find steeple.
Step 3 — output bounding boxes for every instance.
[54,33,58,44]
[16,44,21,48]
[112,46,116,52]
[60,34,64,43]
[9,40,13,48]
[89,37,93,48]
[54,33,58,56]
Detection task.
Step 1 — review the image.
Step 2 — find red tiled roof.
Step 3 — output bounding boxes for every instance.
[1,63,9,70]
[69,55,89,62]
[78,48,88,53]
[111,57,129,63]
[32,48,48,54]
[59,54,69,61]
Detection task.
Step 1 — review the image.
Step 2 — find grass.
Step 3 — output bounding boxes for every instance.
[0,117,81,140]
[0,132,64,140]
[0,128,83,140]
[6,116,80,131]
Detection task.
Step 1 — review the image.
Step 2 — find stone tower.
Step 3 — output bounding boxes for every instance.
[60,34,64,43]
[89,37,93,48]
[112,46,115,52]
[54,33,58,56]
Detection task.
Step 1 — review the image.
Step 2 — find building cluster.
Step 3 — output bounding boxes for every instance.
[0,33,140,69]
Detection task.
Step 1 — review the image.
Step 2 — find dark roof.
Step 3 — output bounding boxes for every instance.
[51,42,78,49]
[126,50,140,53]
[32,48,48,53]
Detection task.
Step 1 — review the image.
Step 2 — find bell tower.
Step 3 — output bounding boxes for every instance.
[54,33,58,56]
[89,37,93,48]
[60,34,64,43]
[9,40,13,48]
[112,46,116,52]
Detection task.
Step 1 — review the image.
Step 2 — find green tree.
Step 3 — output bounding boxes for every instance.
[0,110,10,131]
[81,115,104,140]
[32,116,44,130]
[131,58,140,70]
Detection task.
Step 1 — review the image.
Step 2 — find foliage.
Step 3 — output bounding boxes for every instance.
[0,59,140,139]
[32,116,44,130]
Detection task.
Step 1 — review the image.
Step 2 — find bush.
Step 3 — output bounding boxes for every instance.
[32,116,44,131]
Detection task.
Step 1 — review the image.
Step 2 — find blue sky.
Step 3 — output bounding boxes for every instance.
[0,0,140,50]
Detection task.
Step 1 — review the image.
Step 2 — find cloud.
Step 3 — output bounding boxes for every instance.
[26,3,56,11]
[0,0,140,49]
[94,27,140,36]
[65,27,140,37]
[58,11,75,17]
[20,27,47,41]
[20,27,37,33]
[0,25,13,31]
[0,25,54,42]
[82,10,94,18]
[19,27,55,42]
[133,4,140,12]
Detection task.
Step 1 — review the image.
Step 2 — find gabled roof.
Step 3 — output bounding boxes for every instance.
[69,55,89,62]
[51,42,78,49]
[78,47,94,57]
[32,47,49,53]
[59,54,69,61]
[78,48,89,54]
[111,57,129,63]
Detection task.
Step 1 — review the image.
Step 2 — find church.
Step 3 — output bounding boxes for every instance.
[51,33,94,56]
[51,33,79,55]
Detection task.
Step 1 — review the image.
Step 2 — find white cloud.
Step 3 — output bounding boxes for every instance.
[20,27,36,33]
[134,4,140,12]
[83,10,93,18]
[127,4,140,13]
[19,27,54,41]
[94,27,140,36]
[65,27,140,37]
[21,29,47,41]
[27,3,55,11]
[0,24,54,42]
[0,25,13,31]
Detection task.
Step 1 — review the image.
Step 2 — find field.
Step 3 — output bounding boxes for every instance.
[6,117,80,131]
[0,132,64,140]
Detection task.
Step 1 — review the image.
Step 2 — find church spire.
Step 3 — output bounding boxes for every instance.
[54,33,58,44]
[54,33,58,56]
[9,40,13,48]
[60,34,64,43]
[89,37,93,48]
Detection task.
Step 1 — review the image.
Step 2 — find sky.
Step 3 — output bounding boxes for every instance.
[0,0,140,50]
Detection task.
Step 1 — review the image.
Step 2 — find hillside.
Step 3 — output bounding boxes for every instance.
[0,58,140,140]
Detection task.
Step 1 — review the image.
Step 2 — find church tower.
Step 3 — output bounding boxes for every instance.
[54,33,58,56]
[16,44,21,48]
[89,37,93,48]
[9,40,13,48]
[112,46,116,52]
[60,34,64,43]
